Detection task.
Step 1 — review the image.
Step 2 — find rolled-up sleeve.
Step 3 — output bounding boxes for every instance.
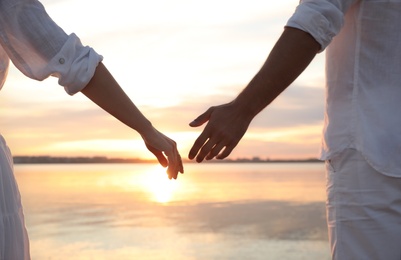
[0,0,103,95]
[43,33,102,95]
[286,0,357,51]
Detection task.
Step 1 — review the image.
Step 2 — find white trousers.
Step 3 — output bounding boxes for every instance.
[0,135,30,260]
[326,149,401,260]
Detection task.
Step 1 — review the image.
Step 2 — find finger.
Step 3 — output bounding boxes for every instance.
[164,144,180,179]
[178,153,184,174]
[147,144,168,167]
[167,150,179,180]
[166,160,173,179]
[172,159,183,179]
[195,138,218,163]
[156,152,169,168]
[172,144,184,174]
[167,164,173,180]
[172,146,183,179]
[189,107,213,127]
[173,152,184,179]
[206,143,226,160]
[180,162,184,174]
[169,153,177,180]
[216,145,235,159]
[188,130,210,160]
[164,150,173,180]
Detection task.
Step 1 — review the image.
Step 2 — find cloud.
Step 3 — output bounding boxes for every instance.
[252,84,325,129]
[140,84,324,131]
[1,0,324,159]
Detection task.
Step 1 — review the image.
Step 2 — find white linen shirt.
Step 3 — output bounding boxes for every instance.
[287,0,401,177]
[0,0,103,95]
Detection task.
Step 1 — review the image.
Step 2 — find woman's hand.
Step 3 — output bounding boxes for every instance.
[141,126,184,180]
[81,63,184,179]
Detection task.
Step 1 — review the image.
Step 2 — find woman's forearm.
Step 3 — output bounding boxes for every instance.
[81,62,153,135]
[81,62,184,179]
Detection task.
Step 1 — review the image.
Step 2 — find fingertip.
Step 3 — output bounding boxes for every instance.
[189,119,203,127]
[206,155,215,160]
[217,148,232,160]
[171,170,178,180]
[217,153,229,160]
[158,157,168,168]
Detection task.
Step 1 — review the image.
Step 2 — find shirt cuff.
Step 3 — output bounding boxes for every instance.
[46,33,103,95]
[286,2,344,52]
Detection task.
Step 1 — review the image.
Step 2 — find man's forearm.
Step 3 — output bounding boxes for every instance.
[233,27,321,118]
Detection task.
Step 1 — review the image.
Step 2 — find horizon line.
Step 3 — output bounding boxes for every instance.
[12,155,322,164]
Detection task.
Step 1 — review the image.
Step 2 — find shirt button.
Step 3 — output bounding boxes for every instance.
[59,58,65,64]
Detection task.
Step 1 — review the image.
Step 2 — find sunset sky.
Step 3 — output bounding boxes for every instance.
[0,0,326,160]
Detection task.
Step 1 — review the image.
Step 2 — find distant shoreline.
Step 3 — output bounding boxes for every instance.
[13,156,323,164]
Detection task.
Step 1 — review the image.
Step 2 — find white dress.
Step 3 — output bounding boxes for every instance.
[0,136,30,260]
[0,0,102,258]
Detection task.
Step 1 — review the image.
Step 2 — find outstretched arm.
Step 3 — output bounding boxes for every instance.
[188,27,320,162]
[81,62,184,179]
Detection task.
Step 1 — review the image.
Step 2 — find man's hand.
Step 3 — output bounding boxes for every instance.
[188,28,320,163]
[188,102,252,162]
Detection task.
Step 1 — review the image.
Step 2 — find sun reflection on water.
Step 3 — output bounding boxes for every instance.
[139,166,181,203]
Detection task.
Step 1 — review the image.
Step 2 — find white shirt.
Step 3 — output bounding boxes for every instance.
[0,0,103,95]
[287,0,401,177]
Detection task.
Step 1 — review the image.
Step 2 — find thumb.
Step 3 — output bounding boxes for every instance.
[154,151,168,168]
[189,107,214,127]
[146,144,168,167]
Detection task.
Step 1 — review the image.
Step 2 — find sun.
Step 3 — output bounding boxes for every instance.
[140,166,181,203]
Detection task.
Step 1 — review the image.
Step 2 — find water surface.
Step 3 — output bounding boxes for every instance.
[15,163,330,260]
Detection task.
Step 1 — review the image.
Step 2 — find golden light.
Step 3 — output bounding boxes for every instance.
[139,166,181,203]
[39,139,148,158]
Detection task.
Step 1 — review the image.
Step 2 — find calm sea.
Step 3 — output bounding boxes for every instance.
[15,163,330,260]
